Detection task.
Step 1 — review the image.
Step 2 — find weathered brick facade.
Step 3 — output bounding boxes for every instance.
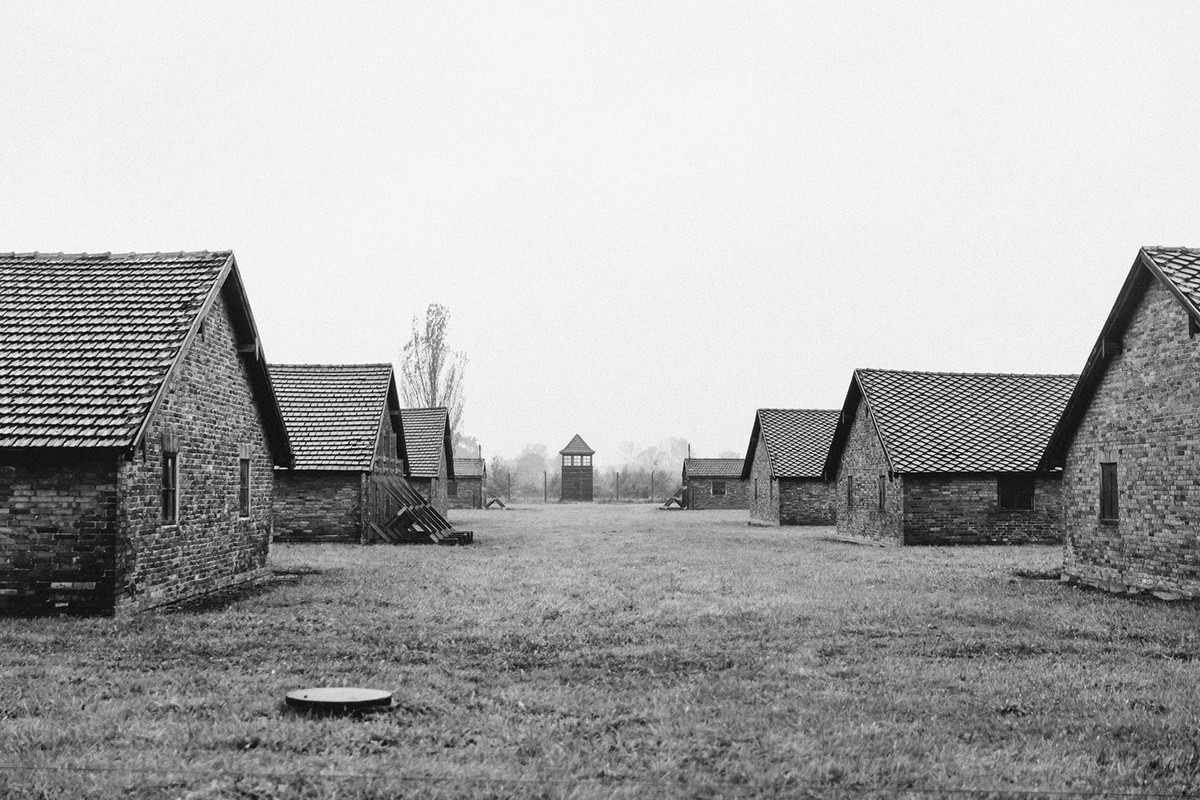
[834,397,904,541]
[687,477,749,510]
[902,473,1062,545]
[115,293,276,611]
[1,290,281,614]
[779,479,837,526]
[1058,272,1200,596]
[0,452,120,613]
[274,471,364,543]
[448,476,483,509]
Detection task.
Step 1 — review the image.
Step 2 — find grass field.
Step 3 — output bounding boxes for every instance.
[4,504,1200,799]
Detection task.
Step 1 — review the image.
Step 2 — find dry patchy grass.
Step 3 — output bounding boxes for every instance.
[3,504,1200,798]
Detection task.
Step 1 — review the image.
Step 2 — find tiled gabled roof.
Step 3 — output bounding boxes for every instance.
[851,369,1077,474]
[1142,246,1200,307]
[1043,247,1200,468]
[743,409,840,479]
[684,458,744,479]
[454,457,485,478]
[270,364,396,471]
[400,407,453,479]
[0,250,291,464]
[559,434,594,455]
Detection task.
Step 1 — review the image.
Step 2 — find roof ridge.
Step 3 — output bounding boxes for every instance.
[1142,245,1200,253]
[271,362,393,370]
[856,367,1079,379]
[0,250,230,261]
[756,407,840,413]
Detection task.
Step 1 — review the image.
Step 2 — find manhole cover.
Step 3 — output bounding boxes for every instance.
[285,687,392,713]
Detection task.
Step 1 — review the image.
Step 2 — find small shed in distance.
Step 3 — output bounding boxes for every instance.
[559,434,594,502]
[682,458,748,509]
[449,457,486,509]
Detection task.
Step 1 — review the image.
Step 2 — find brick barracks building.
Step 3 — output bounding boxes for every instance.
[1043,246,1200,598]
[825,369,1075,546]
[271,363,403,544]
[0,251,292,615]
[742,409,839,526]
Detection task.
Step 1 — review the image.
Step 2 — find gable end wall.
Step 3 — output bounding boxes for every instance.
[779,478,835,525]
[1062,276,1200,595]
[747,436,778,524]
[835,399,904,542]
[116,291,275,612]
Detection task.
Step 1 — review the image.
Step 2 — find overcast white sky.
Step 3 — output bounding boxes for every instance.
[4,2,1200,466]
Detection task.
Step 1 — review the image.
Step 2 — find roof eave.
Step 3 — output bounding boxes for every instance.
[130,254,295,468]
[1039,252,1157,470]
[740,415,763,479]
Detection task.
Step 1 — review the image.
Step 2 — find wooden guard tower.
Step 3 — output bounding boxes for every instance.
[559,434,595,502]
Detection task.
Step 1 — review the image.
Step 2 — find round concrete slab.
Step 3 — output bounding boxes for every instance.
[285,687,392,713]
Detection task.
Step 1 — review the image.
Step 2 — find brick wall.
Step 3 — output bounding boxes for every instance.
[115,291,275,613]
[902,473,1063,545]
[0,451,120,614]
[779,479,835,525]
[687,477,749,510]
[835,398,904,542]
[748,435,777,524]
[276,408,403,544]
[448,476,483,509]
[1062,277,1200,596]
[274,471,362,543]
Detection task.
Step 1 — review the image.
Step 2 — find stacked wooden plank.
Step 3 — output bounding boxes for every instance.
[368,474,473,546]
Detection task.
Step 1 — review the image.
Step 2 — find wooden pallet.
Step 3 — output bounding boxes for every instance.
[659,488,686,510]
[369,474,473,545]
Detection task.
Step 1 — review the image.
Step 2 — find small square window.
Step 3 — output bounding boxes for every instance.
[998,473,1035,510]
[712,481,726,497]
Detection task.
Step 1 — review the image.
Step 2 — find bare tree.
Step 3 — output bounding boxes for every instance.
[399,304,467,443]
